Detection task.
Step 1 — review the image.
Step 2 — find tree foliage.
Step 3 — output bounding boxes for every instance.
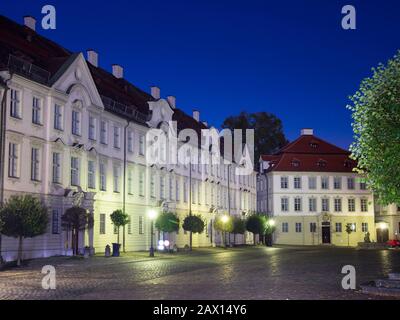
[0,195,48,265]
[232,216,246,235]
[348,51,400,205]
[155,211,179,233]
[182,214,205,234]
[214,215,234,233]
[222,111,288,163]
[245,214,266,235]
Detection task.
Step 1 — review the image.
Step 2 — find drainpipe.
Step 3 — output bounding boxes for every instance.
[122,120,130,253]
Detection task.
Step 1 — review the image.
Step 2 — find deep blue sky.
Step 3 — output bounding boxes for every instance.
[1,0,399,148]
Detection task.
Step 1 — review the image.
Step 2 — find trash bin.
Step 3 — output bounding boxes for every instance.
[112,243,120,257]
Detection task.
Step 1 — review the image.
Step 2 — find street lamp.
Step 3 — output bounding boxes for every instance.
[221,214,229,247]
[148,209,158,257]
[268,219,275,227]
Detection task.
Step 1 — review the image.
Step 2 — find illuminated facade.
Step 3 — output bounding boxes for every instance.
[0,15,256,261]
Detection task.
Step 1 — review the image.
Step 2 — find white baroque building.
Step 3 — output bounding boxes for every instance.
[0,15,256,261]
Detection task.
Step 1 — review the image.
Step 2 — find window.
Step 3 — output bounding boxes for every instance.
[88,160,96,189]
[348,198,355,212]
[294,197,302,212]
[282,222,289,233]
[281,198,289,212]
[139,134,145,155]
[113,165,120,192]
[160,176,165,199]
[10,89,21,118]
[175,178,180,201]
[295,222,302,233]
[127,130,134,153]
[334,198,342,212]
[54,104,63,130]
[361,198,368,212]
[322,198,329,212]
[334,177,342,190]
[71,157,80,186]
[351,223,357,232]
[183,178,188,202]
[99,162,106,191]
[294,177,302,189]
[308,177,317,189]
[360,180,367,190]
[113,126,120,149]
[31,148,40,181]
[128,216,132,234]
[362,222,368,232]
[89,116,96,140]
[72,110,81,136]
[52,209,60,234]
[169,176,174,200]
[139,171,145,196]
[138,216,144,234]
[280,176,288,189]
[335,223,342,233]
[128,169,133,195]
[99,214,106,234]
[347,177,355,190]
[321,176,329,189]
[309,198,317,212]
[310,222,316,233]
[100,120,108,144]
[8,143,18,178]
[150,174,155,198]
[32,97,41,124]
[52,152,61,183]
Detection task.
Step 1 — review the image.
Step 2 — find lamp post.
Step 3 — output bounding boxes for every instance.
[148,209,158,257]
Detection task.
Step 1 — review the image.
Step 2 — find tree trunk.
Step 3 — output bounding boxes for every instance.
[233,233,236,246]
[17,236,23,266]
[117,227,120,244]
[190,231,192,251]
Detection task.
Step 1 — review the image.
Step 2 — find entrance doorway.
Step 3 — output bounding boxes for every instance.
[376,228,389,243]
[322,222,331,244]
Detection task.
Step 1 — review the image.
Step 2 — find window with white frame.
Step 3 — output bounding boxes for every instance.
[335,222,342,232]
[52,152,61,183]
[52,209,60,234]
[347,177,355,190]
[72,110,81,136]
[362,222,368,232]
[139,171,145,196]
[32,97,41,124]
[361,198,368,212]
[71,157,80,186]
[128,169,133,195]
[294,177,302,189]
[310,222,316,233]
[10,89,21,118]
[334,177,342,189]
[31,147,40,181]
[281,197,289,212]
[280,176,288,189]
[360,180,367,190]
[295,222,302,233]
[100,120,108,144]
[54,104,63,130]
[322,198,330,212]
[160,176,165,199]
[99,162,106,191]
[8,143,18,178]
[169,176,174,200]
[113,165,120,192]
[282,222,289,233]
[139,133,145,155]
[294,197,302,212]
[176,178,180,201]
[127,130,134,153]
[113,126,121,149]
[88,160,96,189]
[334,198,342,212]
[321,176,329,189]
[183,178,188,202]
[150,173,155,198]
[309,198,317,212]
[348,198,355,212]
[88,116,96,140]
[99,214,106,234]
[308,177,317,189]
[138,216,144,234]
[127,215,132,234]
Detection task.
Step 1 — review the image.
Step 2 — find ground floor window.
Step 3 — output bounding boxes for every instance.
[335,222,342,232]
[295,222,302,233]
[139,216,144,234]
[282,222,288,233]
[362,222,368,232]
[52,209,60,234]
[100,214,106,234]
[310,222,316,233]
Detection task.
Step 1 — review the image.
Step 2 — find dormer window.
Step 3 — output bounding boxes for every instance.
[291,159,300,167]
[317,159,327,168]
[309,141,319,149]
[344,160,352,168]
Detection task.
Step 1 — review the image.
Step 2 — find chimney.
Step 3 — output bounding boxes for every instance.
[112,64,123,79]
[24,16,36,31]
[301,128,314,136]
[87,50,98,67]
[167,96,176,109]
[151,86,160,99]
[193,110,200,122]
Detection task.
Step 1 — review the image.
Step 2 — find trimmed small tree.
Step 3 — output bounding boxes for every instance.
[345,223,354,247]
[155,212,179,244]
[232,216,246,246]
[61,206,94,256]
[246,214,266,246]
[214,215,234,247]
[0,195,48,266]
[110,209,130,250]
[182,214,205,251]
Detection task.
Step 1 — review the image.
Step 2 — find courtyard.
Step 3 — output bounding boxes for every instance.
[0,246,399,300]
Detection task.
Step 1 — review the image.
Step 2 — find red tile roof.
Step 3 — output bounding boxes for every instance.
[261,133,356,173]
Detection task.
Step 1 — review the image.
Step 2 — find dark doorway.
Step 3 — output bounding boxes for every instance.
[376,228,389,243]
[322,223,331,244]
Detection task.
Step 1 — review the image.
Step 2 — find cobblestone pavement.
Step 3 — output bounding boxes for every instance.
[1,246,400,300]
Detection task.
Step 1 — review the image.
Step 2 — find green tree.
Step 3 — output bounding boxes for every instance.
[345,223,354,247]
[0,195,48,266]
[264,217,276,246]
[182,214,205,250]
[232,216,246,245]
[222,111,288,163]
[348,51,400,205]
[214,215,234,247]
[110,209,130,248]
[246,214,267,245]
[155,211,179,242]
[61,206,94,256]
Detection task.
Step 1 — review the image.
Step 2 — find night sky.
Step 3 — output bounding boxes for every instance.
[1,0,399,149]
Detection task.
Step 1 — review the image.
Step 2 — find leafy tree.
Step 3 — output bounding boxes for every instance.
[232,216,246,245]
[345,223,354,247]
[246,214,267,245]
[0,195,48,266]
[110,209,130,249]
[264,217,276,246]
[182,214,205,250]
[222,111,288,164]
[62,206,94,256]
[214,215,234,246]
[155,211,179,239]
[348,51,400,205]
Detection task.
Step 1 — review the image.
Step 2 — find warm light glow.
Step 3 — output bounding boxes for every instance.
[379,222,388,230]
[148,209,158,220]
[268,219,276,226]
[221,215,229,223]
[164,240,170,247]
[351,223,356,231]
